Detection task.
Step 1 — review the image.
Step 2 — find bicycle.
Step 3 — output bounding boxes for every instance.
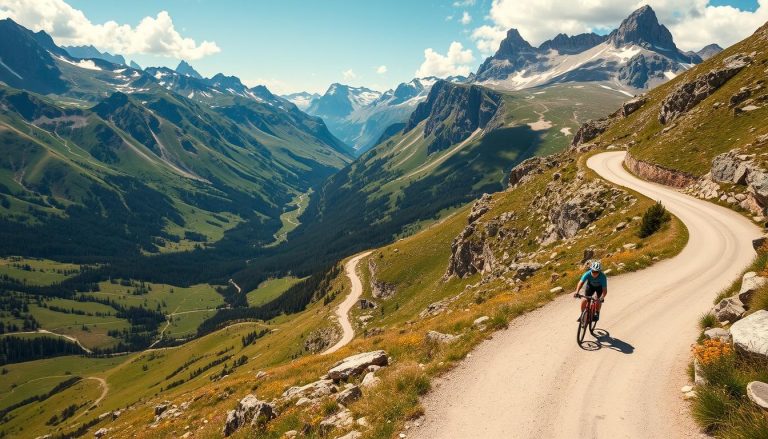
[575,294,603,344]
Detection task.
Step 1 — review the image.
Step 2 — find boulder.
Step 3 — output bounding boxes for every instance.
[426,331,459,344]
[255,371,268,380]
[222,395,276,436]
[154,401,171,416]
[319,408,354,434]
[508,156,559,187]
[467,194,493,224]
[550,286,564,294]
[508,262,542,281]
[328,351,389,381]
[712,296,746,322]
[571,117,614,147]
[752,235,768,251]
[738,272,768,304]
[361,372,381,388]
[368,259,396,299]
[282,379,337,399]
[473,316,490,327]
[94,428,109,438]
[284,431,298,439]
[747,381,768,411]
[335,385,362,405]
[620,96,647,117]
[337,431,363,439]
[730,310,768,359]
[704,327,732,343]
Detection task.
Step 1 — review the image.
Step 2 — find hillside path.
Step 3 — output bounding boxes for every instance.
[411,151,760,438]
[322,251,373,355]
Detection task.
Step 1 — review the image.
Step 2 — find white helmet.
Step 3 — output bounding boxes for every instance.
[590,260,602,271]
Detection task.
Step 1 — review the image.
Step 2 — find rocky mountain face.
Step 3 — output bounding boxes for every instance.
[175,60,202,79]
[282,91,320,110]
[694,43,724,61]
[0,18,68,94]
[539,33,608,55]
[405,80,504,153]
[474,5,712,92]
[63,45,127,65]
[303,77,460,154]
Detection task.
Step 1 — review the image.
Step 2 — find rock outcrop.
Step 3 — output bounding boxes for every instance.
[508,156,560,187]
[222,395,276,436]
[624,153,698,189]
[304,327,340,353]
[328,351,389,381]
[570,117,614,147]
[747,381,768,411]
[405,81,505,154]
[729,310,768,359]
[710,149,768,215]
[659,53,751,124]
[368,259,395,299]
[712,296,747,322]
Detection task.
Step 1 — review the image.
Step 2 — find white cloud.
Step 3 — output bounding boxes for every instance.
[376,65,388,74]
[0,0,220,60]
[460,11,472,25]
[342,69,357,81]
[471,1,768,54]
[415,41,475,78]
[453,0,476,7]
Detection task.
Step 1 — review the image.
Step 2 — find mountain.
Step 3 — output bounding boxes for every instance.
[129,60,142,70]
[282,91,320,110]
[304,77,466,153]
[0,19,353,262]
[63,45,127,65]
[175,60,202,79]
[475,5,702,92]
[697,43,724,60]
[270,79,625,269]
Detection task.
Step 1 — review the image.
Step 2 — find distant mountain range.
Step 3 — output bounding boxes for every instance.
[286,76,466,153]
[63,45,127,66]
[0,17,352,260]
[474,5,721,92]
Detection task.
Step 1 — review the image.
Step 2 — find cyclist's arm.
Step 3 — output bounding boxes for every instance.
[574,280,584,296]
[601,275,608,299]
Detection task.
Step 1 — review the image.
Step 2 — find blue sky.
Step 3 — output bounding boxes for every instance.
[4,0,765,94]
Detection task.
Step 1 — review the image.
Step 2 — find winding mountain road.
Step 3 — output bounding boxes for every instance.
[411,151,760,438]
[322,251,373,355]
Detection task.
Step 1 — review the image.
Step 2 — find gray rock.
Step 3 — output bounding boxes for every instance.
[659,54,751,124]
[753,235,768,251]
[704,327,732,343]
[730,310,768,359]
[550,286,564,294]
[319,408,354,434]
[295,397,312,407]
[284,431,298,438]
[571,117,614,147]
[336,431,363,439]
[361,372,381,388]
[255,371,268,380]
[328,351,389,381]
[747,381,768,411]
[473,316,490,327]
[368,259,396,299]
[712,296,746,322]
[508,156,559,187]
[336,385,362,405]
[154,401,171,416]
[426,330,459,344]
[304,327,341,354]
[282,379,337,399]
[694,358,706,385]
[739,272,768,304]
[222,395,276,436]
[94,428,109,438]
[620,96,647,117]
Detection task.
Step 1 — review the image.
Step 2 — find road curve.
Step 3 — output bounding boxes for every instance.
[322,251,373,355]
[411,151,760,438]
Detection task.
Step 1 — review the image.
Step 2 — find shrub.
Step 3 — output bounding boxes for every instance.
[720,405,768,439]
[699,313,718,330]
[638,201,671,238]
[692,386,736,433]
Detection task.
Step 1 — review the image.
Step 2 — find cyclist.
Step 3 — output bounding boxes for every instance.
[574,260,607,321]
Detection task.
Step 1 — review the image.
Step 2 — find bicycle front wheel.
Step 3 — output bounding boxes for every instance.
[577,310,588,344]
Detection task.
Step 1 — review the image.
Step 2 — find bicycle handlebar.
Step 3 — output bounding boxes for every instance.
[574,294,604,302]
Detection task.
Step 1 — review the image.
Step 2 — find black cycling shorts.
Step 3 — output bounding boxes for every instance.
[584,283,603,297]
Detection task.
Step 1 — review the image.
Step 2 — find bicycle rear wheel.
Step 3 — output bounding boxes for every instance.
[576,309,588,344]
[589,307,598,334]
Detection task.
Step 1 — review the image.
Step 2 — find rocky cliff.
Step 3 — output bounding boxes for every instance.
[405,81,505,154]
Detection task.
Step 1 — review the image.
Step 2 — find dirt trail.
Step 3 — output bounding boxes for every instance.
[322,251,373,355]
[411,151,760,438]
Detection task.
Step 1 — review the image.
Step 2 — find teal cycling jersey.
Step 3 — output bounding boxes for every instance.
[580,270,607,288]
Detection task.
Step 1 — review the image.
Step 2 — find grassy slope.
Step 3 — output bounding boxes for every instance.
[7,148,690,439]
[589,23,768,176]
[246,276,305,307]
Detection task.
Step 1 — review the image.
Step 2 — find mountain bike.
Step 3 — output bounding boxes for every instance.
[575,294,602,344]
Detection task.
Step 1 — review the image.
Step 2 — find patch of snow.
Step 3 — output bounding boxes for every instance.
[663,71,677,80]
[113,68,126,73]
[56,56,102,71]
[188,91,195,98]
[599,84,634,97]
[609,46,641,62]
